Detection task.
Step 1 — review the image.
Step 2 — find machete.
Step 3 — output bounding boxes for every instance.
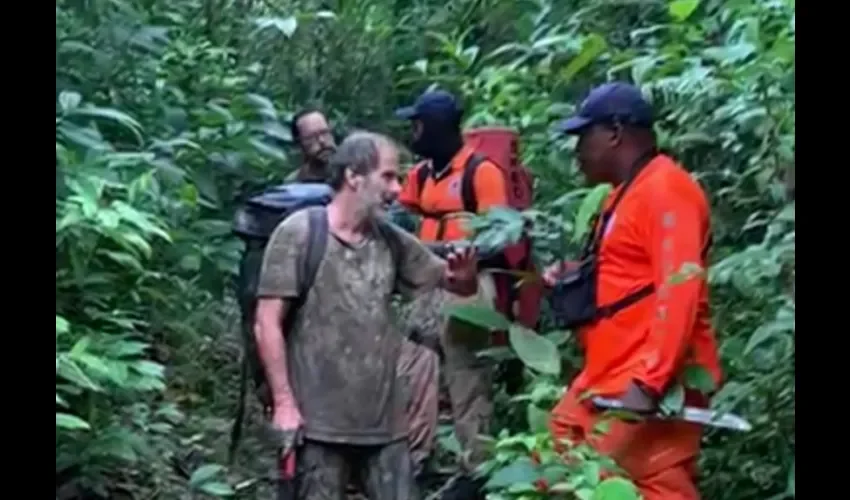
[591,397,753,432]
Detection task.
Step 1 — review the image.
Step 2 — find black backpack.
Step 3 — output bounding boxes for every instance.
[229,181,332,461]
[228,182,402,462]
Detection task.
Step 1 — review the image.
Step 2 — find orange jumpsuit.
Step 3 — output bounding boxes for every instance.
[549,154,723,500]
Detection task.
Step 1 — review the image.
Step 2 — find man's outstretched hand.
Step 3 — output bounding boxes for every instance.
[445,245,478,283]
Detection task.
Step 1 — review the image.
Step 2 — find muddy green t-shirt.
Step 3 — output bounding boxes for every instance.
[256,209,446,445]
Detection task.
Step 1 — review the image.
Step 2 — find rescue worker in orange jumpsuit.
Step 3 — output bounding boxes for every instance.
[543,82,723,500]
[394,90,508,500]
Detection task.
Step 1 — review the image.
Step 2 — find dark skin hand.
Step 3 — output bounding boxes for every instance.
[617,380,658,414]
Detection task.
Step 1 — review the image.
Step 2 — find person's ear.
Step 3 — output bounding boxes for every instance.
[344,168,361,190]
[608,122,624,147]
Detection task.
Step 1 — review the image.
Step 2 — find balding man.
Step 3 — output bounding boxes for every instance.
[254,131,480,500]
[288,110,443,484]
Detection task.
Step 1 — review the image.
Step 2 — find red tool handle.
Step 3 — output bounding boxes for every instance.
[280,451,296,479]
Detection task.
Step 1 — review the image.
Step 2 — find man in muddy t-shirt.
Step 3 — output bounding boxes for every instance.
[288,108,442,482]
[254,131,481,499]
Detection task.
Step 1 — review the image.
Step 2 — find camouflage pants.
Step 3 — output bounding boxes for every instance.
[291,439,420,500]
[401,273,497,472]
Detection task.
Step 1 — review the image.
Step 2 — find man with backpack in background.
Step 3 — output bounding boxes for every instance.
[394,89,541,499]
[229,108,341,465]
[253,131,481,499]
[288,108,337,182]
[227,108,336,470]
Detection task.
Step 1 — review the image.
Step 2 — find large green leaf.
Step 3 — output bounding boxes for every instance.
[56,356,102,392]
[190,464,226,487]
[744,305,795,355]
[526,403,549,433]
[443,304,510,331]
[56,316,70,336]
[683,364,716,394]
[508,324,561,376]
[199,482,235,497]
[65,105,144,145]
[592,477,640,500]
[484,458,540,489]
[573,184,612,242]
[56,412,91,431]
[659,383,685,416]
[561,34,608,83]
[253,16,298,38]
[669,0,700,22]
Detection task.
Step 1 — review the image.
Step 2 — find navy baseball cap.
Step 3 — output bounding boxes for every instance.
[395,89,463,121]
[556,82,654,134]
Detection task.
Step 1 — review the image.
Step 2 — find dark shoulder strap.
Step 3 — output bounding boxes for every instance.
[375,219,402,267]
[583,149,659,257]
[374,219,406,292]
[416,163,430,198]
[301,207,328,296]
[284,206,328,333]
[461,153,487,213]
[228,205,327,464]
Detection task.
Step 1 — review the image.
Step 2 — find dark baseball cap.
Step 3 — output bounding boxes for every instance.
[556,82,654,135]
[395,89,463,121]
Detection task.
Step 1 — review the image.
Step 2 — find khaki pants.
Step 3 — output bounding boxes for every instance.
[401,273,497,472]
[398,338,439,474]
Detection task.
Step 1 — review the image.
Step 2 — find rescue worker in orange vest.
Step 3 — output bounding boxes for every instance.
[543,82,723,500]
[394,90,508,500]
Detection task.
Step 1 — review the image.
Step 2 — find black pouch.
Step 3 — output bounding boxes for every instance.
[549,254,603,329]
[550,258,655,329]
[548,150,659,330]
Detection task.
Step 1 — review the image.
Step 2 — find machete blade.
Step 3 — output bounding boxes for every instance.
[591,397,753,432]
[681,407,753,432]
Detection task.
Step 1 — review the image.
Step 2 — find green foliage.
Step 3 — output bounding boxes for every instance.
[476,373,640,500]
[56,0,793,497]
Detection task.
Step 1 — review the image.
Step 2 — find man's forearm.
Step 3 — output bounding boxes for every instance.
[254,313,297,410]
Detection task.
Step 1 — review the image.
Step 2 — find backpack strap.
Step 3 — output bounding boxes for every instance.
[374,218,404,291]
[416,163,430,198]
[296,207,328,309]
[593,171,714,322]
[228,206,328,464]
[460,153,487,214]
[581,149,659,259]
[417,154,485,213]
[282,206,328,332]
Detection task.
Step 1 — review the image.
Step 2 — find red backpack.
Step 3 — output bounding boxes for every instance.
[415,127,543,343]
